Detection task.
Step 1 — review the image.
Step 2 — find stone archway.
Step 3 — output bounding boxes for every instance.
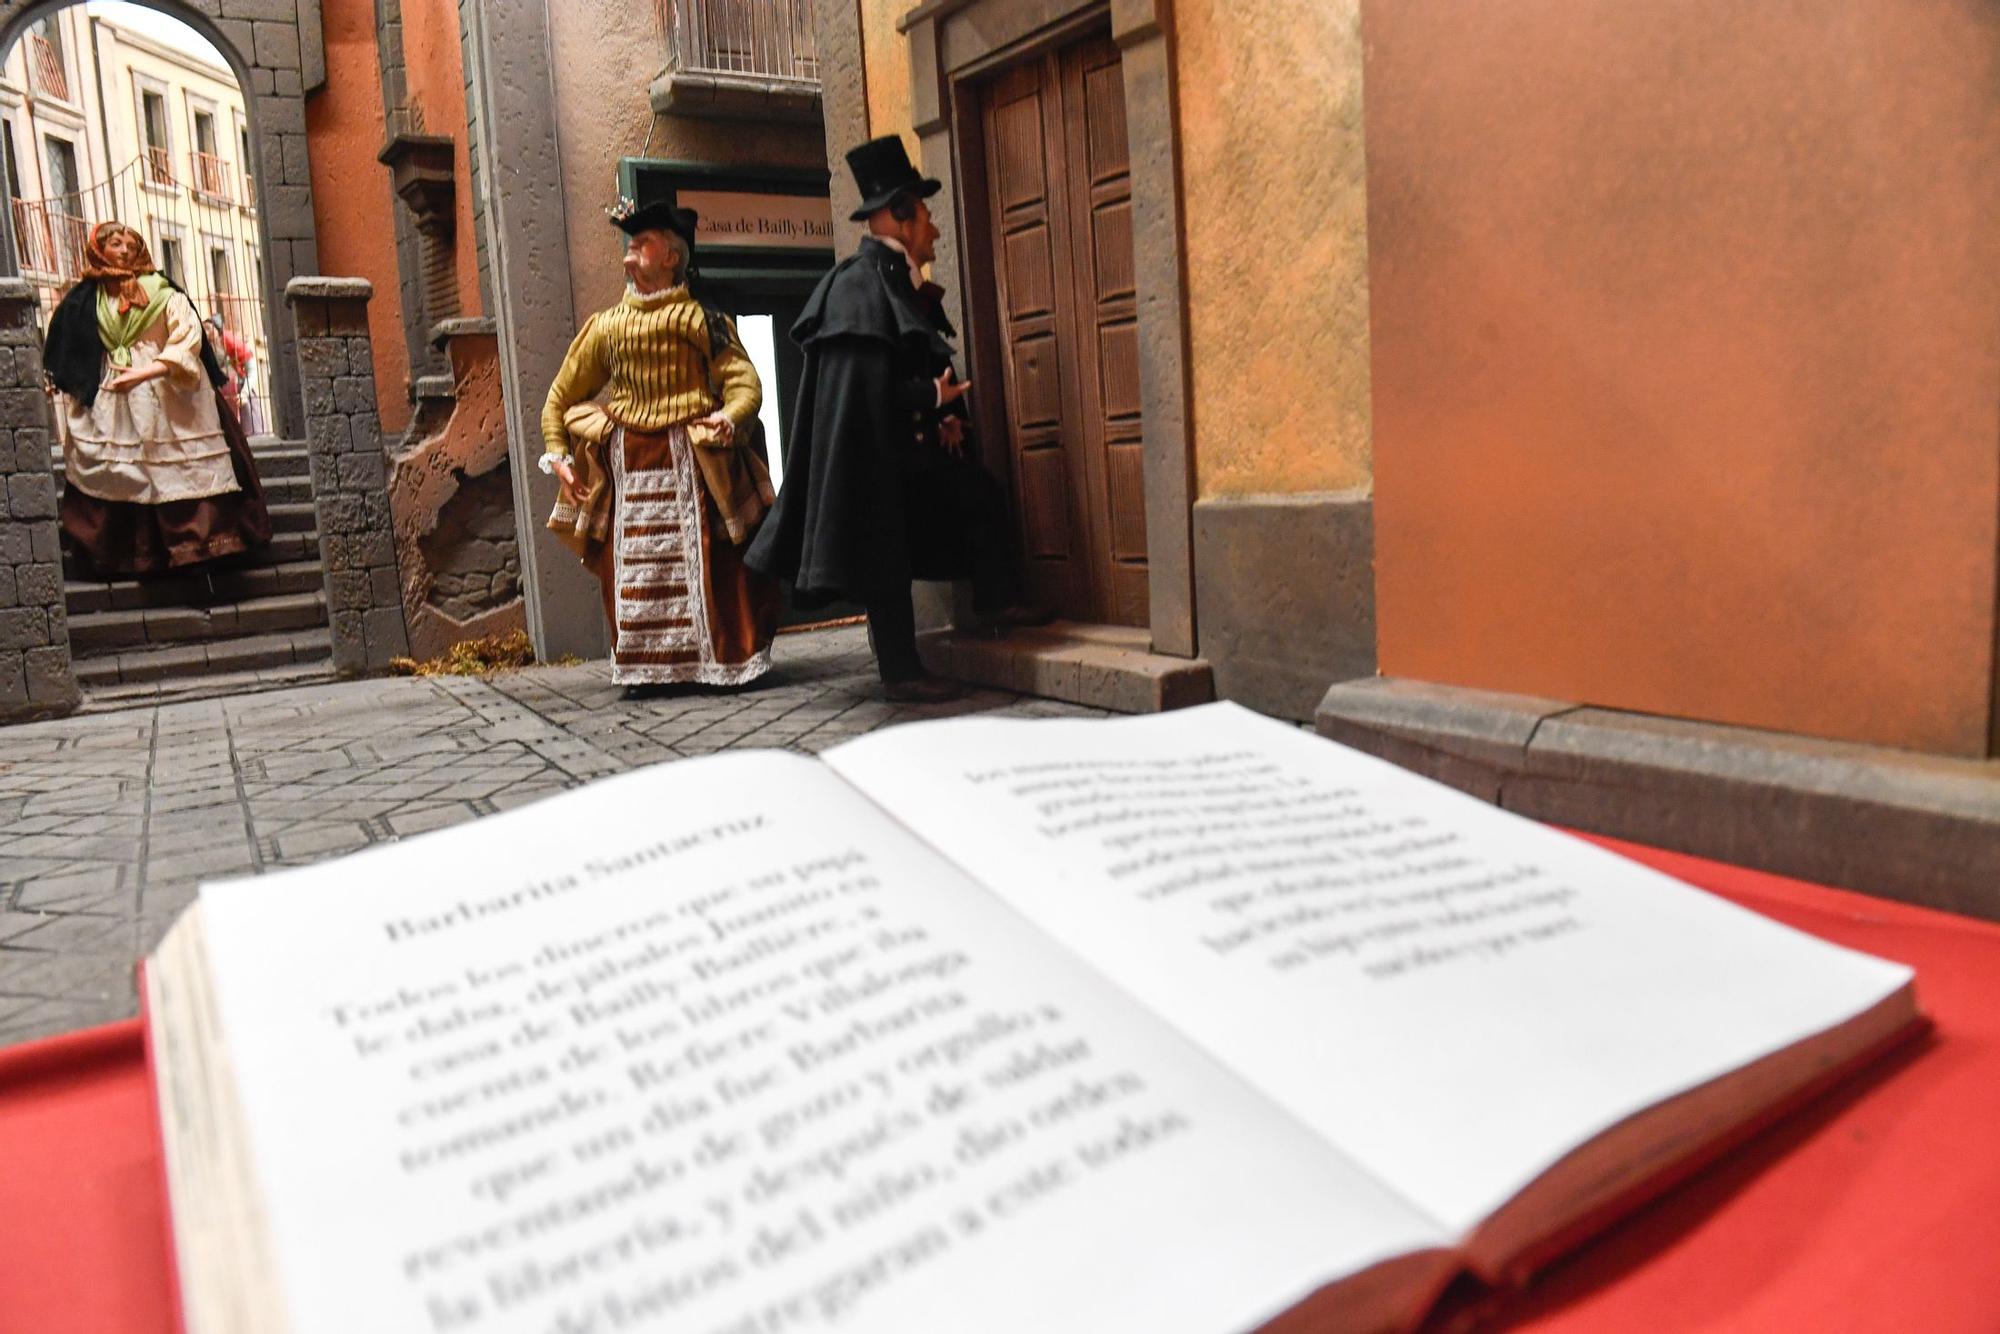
[0,1,336,721]
[0,0,323,440]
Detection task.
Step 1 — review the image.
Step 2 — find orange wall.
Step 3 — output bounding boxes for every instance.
[1176,0,1371,497]
[1364,0,2000,756]
[400,0,480,318]
[858,0,913,155]
[304,0,411,434]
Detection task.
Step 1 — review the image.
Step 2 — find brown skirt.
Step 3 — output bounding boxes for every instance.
[61,391,273,577]
[583,423,779,686]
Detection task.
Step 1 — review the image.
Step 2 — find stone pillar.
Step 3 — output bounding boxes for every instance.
[285,277,411,674]
[459,0,606,664]
[0,279,78,720]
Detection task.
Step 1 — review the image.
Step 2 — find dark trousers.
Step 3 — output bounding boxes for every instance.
[866,455,1026,682]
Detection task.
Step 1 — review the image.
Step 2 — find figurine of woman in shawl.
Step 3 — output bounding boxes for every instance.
[42,221,270,577]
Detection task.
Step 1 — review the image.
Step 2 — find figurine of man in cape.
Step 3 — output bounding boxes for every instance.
[746,136,1047,703]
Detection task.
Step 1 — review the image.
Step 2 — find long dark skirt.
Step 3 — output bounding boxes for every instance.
[60,391,273,577]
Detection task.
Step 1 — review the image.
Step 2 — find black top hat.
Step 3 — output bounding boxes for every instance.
[607,197,699,250]
[845,135,941,221]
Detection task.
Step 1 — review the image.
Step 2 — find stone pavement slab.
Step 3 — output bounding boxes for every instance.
[0,625,1110,1049]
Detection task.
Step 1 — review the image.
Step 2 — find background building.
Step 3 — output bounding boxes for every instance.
[0,3,271,429]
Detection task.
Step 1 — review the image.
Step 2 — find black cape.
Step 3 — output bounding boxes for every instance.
[43,276,227,408]
[744,238,955,606]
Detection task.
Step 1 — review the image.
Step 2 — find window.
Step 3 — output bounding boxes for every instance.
[26,18,69,102]
[191,106,226,198]
[43,135,78,199]
[236,121,256,207]
[31,18,63,66]
[2,120,20,202]
[157,235,183,285]
[208,244,232,296]
[39,137,81,276]
[140,86,173,184]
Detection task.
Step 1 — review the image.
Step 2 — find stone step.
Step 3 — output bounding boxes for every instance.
[60,528,322,582]
[65,558,325,615]
[917,622,1215,714]
[262,529,322,565]
[72,626,332,688]
[261,472,312,504]
[250,443,309,479]
[75,658,338,714]
[69,590,328,657]
[269,500,316,533]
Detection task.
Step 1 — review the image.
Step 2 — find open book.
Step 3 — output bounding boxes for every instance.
[143,702,1920,1334]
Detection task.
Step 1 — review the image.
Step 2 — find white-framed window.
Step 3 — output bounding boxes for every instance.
[42,133,77,198]
[136,76,174,186]
[1,117,21,201]
[233,112,254,209]
[187,96,228,200]
[26,17,71,104]
[153,221,185,286]
[207,239,232,296]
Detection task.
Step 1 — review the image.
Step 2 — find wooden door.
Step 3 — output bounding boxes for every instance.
[980,34,1147,626]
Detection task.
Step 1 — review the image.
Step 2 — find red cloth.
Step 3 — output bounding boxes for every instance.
[1,836,1996,1333]
[1482,834,2000,1332]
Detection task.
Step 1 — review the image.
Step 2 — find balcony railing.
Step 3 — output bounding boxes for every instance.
[12,200,87,278]
[190,150,232,202]
[143,144,175,187]
[661,0,818,84]
[26,33,68,103]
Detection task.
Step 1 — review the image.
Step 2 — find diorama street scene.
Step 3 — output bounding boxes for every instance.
[0,2,1995,1331]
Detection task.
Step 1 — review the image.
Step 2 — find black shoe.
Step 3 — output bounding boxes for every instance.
[882,674,963,704]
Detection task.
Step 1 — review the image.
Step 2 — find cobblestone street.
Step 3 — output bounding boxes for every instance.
[0,624,1108,1049]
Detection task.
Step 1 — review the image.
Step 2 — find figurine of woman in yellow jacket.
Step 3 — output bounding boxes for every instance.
[541,200,777,691]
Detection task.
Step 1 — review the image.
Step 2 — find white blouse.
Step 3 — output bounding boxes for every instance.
[62,289,237,505]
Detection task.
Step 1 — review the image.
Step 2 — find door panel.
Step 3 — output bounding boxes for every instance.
[982,57,1091,613]
[1058,35,1148,626]
[979,32,1148,626]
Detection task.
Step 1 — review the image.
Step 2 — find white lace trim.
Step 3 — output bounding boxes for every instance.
[608,424,769,687]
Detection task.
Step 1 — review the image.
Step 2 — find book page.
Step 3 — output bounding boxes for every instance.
[182,748,1446,1334]
[823,703,1915,1238]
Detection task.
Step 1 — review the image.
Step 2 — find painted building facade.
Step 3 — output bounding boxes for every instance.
[809,0,1999,906]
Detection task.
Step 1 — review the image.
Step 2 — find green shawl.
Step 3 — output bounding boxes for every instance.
[95,273,171,367]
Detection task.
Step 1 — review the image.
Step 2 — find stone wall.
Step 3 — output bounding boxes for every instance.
[388,317,523,661]
[419,467,518,620]
[0,279,76,720]
[285,276,410,673]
